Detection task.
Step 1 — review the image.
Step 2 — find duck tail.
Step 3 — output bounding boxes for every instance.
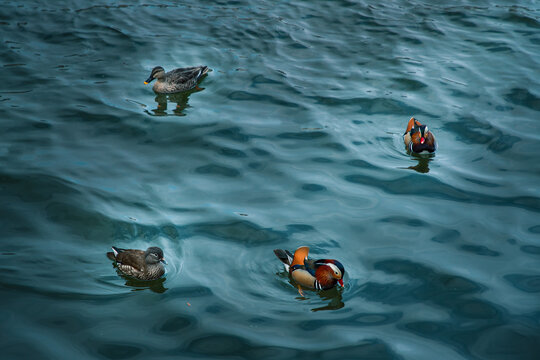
[200,66,210,76]
[274,249,294,271]
[111,246,126,256]
[106,251,116,261]
[405,117,416,134]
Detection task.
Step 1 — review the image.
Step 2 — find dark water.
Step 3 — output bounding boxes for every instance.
[1,0,540,359]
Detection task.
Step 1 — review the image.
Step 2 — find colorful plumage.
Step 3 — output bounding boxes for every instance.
[403,117,437,154]
[274,246,345,294]
[107,246,166,281]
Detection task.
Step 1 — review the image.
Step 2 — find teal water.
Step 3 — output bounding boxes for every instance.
[1,0,539,359]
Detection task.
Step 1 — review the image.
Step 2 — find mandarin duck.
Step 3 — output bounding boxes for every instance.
[107,246,166,280]
[274,246,345,295]
[144,65,210,94]
[403,117,437,154]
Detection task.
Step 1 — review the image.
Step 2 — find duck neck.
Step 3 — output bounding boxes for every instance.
[146,262,164,277]
[315,268,337,289]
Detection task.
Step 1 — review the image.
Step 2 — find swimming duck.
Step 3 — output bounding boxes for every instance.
[274,246,345,295]
[403,117,437,154]
[144,65,210,94]
[107,246,166,280]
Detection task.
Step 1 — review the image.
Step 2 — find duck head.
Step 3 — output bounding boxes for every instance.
[145,246,167,265]
[315,259,346,287]
[144,66,165,84]
[411,125,428,144]
[409,122,436,153]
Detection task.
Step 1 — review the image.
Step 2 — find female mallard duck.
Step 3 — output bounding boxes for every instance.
[144,65,210,94]
[107,246,167,280]
[403,117,437,154]
[274,246,345,295]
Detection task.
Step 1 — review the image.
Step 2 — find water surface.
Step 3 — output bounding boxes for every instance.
[1,1,539,359]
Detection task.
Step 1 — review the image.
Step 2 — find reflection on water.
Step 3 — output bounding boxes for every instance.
[124,277,168,293]
[278,270,345,312]
[311,288,344,312]
[407,155,433,173]
[146,86,206,116]
[110,263,168,293]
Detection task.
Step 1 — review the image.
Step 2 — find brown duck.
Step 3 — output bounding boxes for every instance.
[107,246,166,280]
[403,117,437,154]
[144,65,210,94]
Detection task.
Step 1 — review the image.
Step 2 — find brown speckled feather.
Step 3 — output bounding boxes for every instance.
[153,66,209,94]
[107,247,165,281]
[115,250,145,270]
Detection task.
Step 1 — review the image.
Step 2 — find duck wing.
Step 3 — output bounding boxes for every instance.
[169,65,208,77]
[167,66,208,90]
[304,258,317,276]
[114,249,146,272]
[424,132,437,152]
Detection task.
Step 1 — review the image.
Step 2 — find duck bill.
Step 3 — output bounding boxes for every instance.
[420,137,425,144]
[144,76,153,85]
[160,258,167,265]
[338,279,344,287]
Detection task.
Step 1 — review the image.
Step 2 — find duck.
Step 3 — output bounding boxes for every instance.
[144,65,210,94]
[107,246,166,280]
[403,117,437,154]
[274,246,345,295]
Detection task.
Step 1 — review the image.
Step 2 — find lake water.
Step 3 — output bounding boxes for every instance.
[1,1,539,359]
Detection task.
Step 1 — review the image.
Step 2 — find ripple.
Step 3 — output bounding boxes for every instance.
[182,334,402,359]
[504,274,540,293]
[470,324,540,360]
[364,258,484,305]
[390,77,428,91]
[431,229,461,243]
[195,164,241,178]
[299,312,402,330]
[403,321,448,336]
[460,244,501,257]
[184,219,285,246]
[155,314,196,334]
[503,12,540,29]
[96,343,143,359]
[504,88,540,111]
[228,90,303,109]
[187,334,247,356]
[309,95,428,115]
[343,173,540,212]
[301,183,327,192]
[528,225,540,234]
[520,245,540,256]
[378,216,427,228]
[277,130,328,140]
[210,126,253,143]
